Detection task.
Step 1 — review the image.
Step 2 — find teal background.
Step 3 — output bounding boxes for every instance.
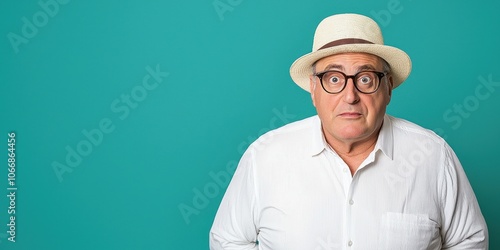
[1,0,498,249]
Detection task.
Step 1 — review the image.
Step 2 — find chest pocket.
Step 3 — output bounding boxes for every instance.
[378,212,441,250]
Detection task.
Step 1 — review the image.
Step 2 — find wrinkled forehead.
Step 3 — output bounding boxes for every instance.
[313,52,386,72]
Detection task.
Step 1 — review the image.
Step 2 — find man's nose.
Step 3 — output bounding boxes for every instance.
[342,78,360,104]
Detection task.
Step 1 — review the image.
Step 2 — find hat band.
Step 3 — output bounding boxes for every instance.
[318,38,374,50]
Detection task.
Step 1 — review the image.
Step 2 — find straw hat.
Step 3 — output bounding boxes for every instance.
[290,13,412,92]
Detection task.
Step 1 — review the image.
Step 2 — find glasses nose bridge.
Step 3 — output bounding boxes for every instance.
[345,74,356,84]
[343,74,359,91]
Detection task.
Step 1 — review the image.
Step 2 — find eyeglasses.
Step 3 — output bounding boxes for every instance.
[313,70,387,94]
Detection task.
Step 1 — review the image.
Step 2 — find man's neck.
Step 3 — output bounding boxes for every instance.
[325,127,381,175]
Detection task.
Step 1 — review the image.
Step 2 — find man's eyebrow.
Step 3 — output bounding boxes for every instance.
[357,64,377,71]
[319,64,378,72]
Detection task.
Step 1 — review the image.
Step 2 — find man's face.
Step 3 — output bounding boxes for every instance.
[310,52,393,146]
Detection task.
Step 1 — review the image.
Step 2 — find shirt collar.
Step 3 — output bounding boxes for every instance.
[310,115,327,156]
[309,114,394,160]
[375,114,394,160]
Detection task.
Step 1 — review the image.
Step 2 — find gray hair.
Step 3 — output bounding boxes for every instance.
[381,59,391,74]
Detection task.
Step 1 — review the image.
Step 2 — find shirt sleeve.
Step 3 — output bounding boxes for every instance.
[440,143,489,249]
[209,148,259,250]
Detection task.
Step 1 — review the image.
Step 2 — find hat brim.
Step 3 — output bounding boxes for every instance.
[290,44,412,92]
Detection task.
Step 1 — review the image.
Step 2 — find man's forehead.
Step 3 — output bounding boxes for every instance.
[314,52,383,70]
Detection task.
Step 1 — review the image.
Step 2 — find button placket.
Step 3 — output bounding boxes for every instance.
[345,174,358,250]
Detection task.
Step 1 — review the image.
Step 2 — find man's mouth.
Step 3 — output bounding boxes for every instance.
[338,112,362,118]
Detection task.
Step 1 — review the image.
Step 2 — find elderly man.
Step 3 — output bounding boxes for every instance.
[210,13,488,249]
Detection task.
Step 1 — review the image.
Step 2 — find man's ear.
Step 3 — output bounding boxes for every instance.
[386,75,394,105]
[309,76,317,107]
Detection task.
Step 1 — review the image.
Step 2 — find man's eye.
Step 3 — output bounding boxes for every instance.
[359,76,372,84]
[329,77,340,83]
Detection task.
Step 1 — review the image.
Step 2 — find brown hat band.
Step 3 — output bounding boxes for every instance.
[318,38,374,50]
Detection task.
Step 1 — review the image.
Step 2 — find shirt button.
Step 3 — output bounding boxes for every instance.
[343,168,348,173]
[349,199,354,205]
[348,240,353,247]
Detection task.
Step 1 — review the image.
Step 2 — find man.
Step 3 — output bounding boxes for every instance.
[210,13,488,249]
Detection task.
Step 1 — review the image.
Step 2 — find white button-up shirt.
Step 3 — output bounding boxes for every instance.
[210,115,488,249]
